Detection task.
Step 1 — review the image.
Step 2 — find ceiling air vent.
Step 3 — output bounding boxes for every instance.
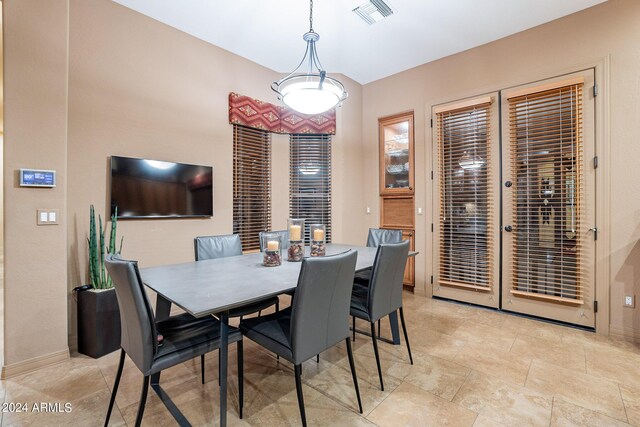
[352,0,394,25]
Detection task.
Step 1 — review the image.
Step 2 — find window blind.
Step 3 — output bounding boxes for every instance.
[233,125,271,252]
[507,81,584,302]
[436,99,494,290]
[289,134,332,243]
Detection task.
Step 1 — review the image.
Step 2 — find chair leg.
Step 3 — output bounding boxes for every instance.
[370,322,384,391]
[316,354,319,363]
[399,307,413,365]
[294,364,307,427]
[352,316,356,342]
[201,354,205,384]
[345,338,363,414]
[104,349,125,427]
[238,340,244,419]
[275,300,281,360]
[134,376,150,427]
[218,351,221,386]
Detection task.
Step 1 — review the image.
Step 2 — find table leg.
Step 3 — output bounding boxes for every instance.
[155,294,172,322]
[388,311,401,345]
[219,311,229,427]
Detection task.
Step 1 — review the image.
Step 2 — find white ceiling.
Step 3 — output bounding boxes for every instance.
[112,0,606,84]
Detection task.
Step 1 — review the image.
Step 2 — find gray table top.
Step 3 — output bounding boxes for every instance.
[140,243,417,317]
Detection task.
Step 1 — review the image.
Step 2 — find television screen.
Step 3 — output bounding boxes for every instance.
[110,156,213,218]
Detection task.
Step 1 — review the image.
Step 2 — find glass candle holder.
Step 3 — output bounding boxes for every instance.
[310,224,326,257]
[287,218,305,262]
[261,233,282,267]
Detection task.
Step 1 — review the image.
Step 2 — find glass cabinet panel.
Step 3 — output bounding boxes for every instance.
[379,113,414,195]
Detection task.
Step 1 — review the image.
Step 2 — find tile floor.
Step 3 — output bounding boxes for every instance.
[2,292,640,426]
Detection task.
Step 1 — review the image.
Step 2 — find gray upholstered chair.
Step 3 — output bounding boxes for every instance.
[104,254,244,426]
[194,234,280,318]
[258,230,290,252]
[350,240,413,391]
[239,250,362,427]
[366,228,404,247]
[354,228,404,285]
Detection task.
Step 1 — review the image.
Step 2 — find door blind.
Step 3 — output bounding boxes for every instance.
[507,81,584,303]
[233,124,271,252]
[289,134,332,243]
[436,99,494,290]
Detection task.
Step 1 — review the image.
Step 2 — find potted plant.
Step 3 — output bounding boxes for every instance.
[76,205,123,358]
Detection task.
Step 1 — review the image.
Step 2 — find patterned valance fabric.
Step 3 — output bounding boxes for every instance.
[229,92,336,135]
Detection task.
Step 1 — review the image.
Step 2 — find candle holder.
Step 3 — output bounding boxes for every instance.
[261,232,282,267]
[310,224,326,257]
[287,218,305,262]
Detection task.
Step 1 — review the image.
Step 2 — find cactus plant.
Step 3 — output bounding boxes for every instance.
[87,205,123,289]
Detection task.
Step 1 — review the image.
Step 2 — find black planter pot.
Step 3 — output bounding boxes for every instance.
[77,288,121,358]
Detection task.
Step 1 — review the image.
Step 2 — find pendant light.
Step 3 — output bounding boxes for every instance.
[271,0,348,115]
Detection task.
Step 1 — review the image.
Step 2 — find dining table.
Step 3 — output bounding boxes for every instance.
[140,243,418,426]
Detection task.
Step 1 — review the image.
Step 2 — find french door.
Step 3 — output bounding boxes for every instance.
[501,70,596,327]
[433,69,596,327]
[432,94,501,308]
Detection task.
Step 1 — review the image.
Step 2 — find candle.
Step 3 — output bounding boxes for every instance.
[313,229,324,242]
[290,225,301,241]
[267,240,279,251]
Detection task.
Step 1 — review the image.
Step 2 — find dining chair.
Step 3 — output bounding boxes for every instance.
[350,240,412,391]
[239,250,363,427]
[258,230,290,252]
[354,228,403,286]
[103,254,244,426]
[194,234,280,318]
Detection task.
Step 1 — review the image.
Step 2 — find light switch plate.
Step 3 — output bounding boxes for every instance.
[37,209,59,225]
[625,295,635,308]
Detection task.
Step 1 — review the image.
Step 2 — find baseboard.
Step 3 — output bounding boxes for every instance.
[609,325,640,343]
[1,349,70,379]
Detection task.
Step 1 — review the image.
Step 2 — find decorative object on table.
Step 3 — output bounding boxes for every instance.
[76,204,124,359]
[310,223,326,257]
[270,0,348,115]
[261,232,282,267]
[287,218,305,262]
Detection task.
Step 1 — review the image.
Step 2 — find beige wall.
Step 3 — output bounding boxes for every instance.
[3,0,366,369]
[3,0,70,369]
[65,0,366,347]
[362,0,640,336]
[4,0,640,371]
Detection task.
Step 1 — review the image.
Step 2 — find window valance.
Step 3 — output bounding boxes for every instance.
[228,92,336,135]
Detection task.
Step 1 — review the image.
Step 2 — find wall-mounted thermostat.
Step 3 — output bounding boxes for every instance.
[20,169,56,188]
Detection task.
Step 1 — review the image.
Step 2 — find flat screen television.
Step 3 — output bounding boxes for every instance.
[110,156,213,219]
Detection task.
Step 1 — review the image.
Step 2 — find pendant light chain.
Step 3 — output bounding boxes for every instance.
[309,0,314,32]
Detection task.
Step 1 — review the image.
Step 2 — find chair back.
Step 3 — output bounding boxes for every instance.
[289,250,358,364]
[105,254,158,374]
[367,241,410,321]
[194,234,242,260]
[366,228,403,247]
[259,230,291,252]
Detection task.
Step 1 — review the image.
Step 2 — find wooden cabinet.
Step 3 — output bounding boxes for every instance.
[379,112,415,289]
[402,230,415,286]
[379,113,415,195]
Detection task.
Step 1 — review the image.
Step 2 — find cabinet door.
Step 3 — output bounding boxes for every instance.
[402,230,415,287]
[381,196,414,229]
[380,112,415,195]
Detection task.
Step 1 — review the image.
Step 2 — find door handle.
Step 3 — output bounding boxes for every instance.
[504,225,513,232]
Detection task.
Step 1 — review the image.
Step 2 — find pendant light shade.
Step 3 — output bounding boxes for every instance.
[271,1,347,115]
